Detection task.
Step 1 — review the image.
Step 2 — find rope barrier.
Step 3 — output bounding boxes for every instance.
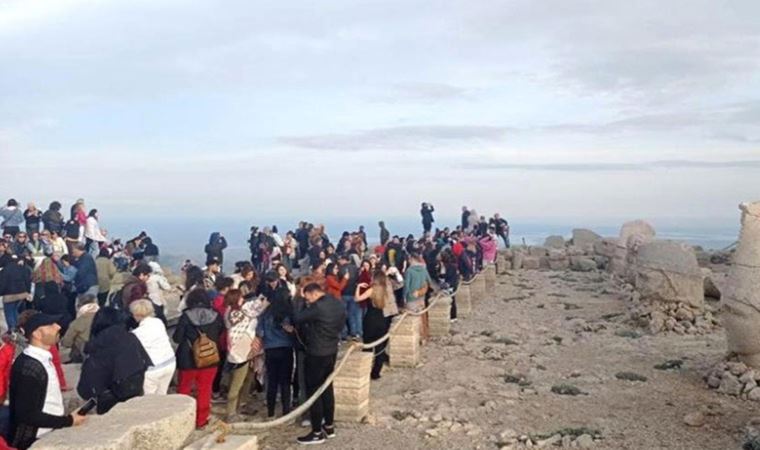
[214,271,484,435]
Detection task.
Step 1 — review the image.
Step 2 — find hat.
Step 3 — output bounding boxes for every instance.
[21,313,61,339]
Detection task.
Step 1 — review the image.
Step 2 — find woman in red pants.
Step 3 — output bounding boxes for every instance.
[172,289,224,428]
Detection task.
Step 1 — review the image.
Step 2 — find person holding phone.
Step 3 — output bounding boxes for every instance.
[9,313,86,450]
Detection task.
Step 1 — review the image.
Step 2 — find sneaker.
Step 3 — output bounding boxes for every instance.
[322,425,336,439]
[211,393,226,404]
[296,431,326,445]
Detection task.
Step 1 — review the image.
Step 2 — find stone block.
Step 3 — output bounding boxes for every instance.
[522,256,540,270]
[428,296,452,337]
[456,283,472,318]
[335,398,369,422]
[33,395,196,450]
[484,264,497,292]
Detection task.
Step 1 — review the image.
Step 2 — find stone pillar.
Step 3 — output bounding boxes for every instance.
[456,282,472,318]
[470,273,487,302]
[334,351,373,423]
[428,295,452,337]
[609,220,656,277]
[724,201,760,368]
[389,315,421,367]
[485,264,497,292]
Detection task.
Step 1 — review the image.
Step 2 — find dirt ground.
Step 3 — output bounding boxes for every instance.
[243,268,755,450]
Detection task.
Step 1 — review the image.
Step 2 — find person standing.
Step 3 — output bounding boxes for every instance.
[71,244,98,299]
[95,248,116,307]
[0,258,32,331]
[9,313,86,449]
[41,202,65,235]
[83,209,107,255]
[378,221,390,246]
[402,252,433,340]
[337,255,361,340]
[293,283,346,445]
[129,300,176,395]
[460,206,470,230]
[204,233,228,270]
[172,289,224,429]
[23,204,41,235]
[420,203,435,234]
[0,200,24,238]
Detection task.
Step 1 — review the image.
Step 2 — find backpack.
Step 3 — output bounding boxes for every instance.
[191,326,220,368]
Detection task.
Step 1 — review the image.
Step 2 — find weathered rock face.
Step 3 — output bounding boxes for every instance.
[723,201,760,369]
[610,220,656,277]
[571,228,602,252]
[632,240,704,310]
[32,395,196,450]
[543,235,566,249]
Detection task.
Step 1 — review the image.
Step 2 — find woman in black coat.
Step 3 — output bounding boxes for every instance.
[77,307,151,414]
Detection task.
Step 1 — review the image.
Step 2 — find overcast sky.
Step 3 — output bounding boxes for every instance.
[1,0,759,225]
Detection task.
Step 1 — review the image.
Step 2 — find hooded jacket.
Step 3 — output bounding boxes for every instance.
[204,232,227,264]
[78,324,151,414]
[403,263,432,304]
[172,306,224,370]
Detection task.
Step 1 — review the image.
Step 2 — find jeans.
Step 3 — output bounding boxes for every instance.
[305,353,336,433]
[3,302,19,332]
[265,347,293,417]
[177,367,218,427]
[342,295,362,338]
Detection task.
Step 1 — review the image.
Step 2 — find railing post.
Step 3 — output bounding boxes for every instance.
[334,350,373,423]
[428,295,452,337]
[389,316,421,367]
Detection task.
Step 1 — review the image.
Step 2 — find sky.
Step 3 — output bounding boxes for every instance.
[1,0,759,227]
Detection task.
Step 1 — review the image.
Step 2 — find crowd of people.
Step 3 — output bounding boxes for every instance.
[0,196,511,448]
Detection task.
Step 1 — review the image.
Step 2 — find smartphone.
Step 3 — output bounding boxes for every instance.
[78,398,97,415]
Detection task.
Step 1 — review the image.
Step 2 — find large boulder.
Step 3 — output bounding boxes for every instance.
[571,229,602,252]
[33,395,196,450]
[724,201,760,369]
[544,235,566,249]
[609,220,656,277]
[632,240,704,310]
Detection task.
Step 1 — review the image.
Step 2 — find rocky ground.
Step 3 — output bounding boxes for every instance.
[233,268,754,450]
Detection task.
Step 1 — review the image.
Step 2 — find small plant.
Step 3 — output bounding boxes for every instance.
[654,360,683,370]
[551,384,586,396]
[615,372,648,382]
[615,330,642,339]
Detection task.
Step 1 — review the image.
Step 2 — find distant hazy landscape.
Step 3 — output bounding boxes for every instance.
[101,216,739,271]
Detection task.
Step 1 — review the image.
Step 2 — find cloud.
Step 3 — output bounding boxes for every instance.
[463,160,760,172]
[279,125,513,151]
[370,82,470,103]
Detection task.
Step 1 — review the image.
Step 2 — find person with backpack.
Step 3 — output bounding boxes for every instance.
[172,288,224,429]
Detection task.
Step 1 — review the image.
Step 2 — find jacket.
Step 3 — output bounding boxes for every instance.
[479,235,498,263]
[61,305,98,358]
[146,266,171,307]
[172,307,224,370]
[0,261,32,303]
[293,294,346,356]
[403,263,432,304]
[324,275,347,299]
[0,337,14,404]
[131,317,175,369]
[0,207,23,229]
[73,253,98,294]
[95,257,116,293]
[204,232,227,264]
[78,324,151,414]
[84,217,106,242]
[41,210,64,234]
[225,299,266,364]
[256,308,294,350]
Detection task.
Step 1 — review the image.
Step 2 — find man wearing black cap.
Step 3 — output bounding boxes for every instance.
[9,313,86,449]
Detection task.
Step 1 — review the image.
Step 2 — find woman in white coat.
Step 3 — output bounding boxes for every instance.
[130,299,176,395]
